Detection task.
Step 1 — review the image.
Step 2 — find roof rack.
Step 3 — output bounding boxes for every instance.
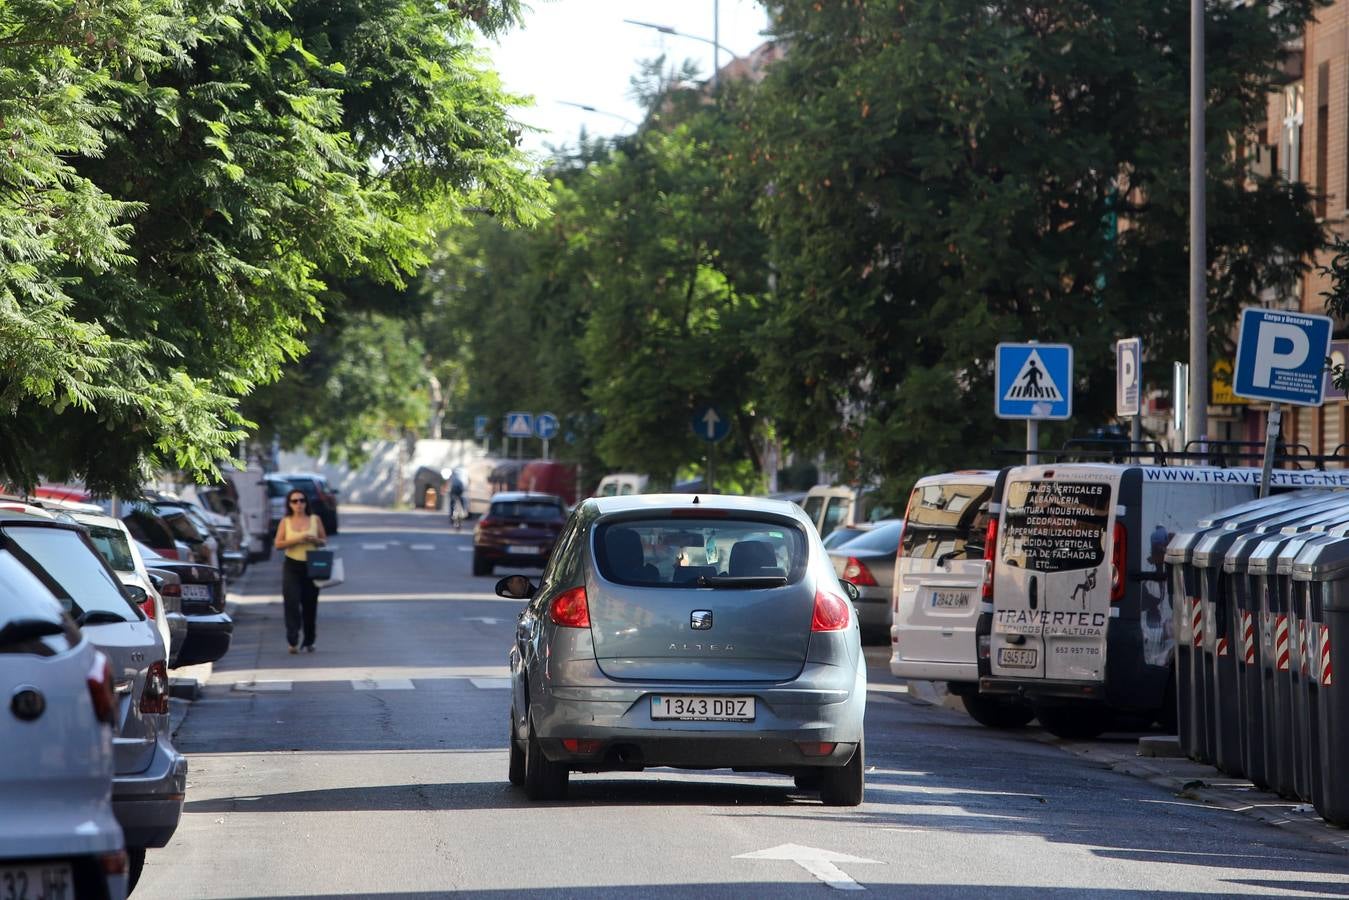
[996,438,1349,469]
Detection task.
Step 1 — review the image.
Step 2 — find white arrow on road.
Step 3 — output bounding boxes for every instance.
[734,843,881,891]
[702,407,721,438]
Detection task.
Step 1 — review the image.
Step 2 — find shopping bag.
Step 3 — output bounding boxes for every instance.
[306,549,334,580]
[315,556,345,590]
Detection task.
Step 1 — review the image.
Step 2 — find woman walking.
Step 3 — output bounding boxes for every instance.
[274,488,328,653]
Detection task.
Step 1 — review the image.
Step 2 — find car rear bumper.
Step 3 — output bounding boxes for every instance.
[979,675,1105,702]
[476,545,551,566]
[113,740,187,849]
[173,613,233,668]
[539,733,860,770]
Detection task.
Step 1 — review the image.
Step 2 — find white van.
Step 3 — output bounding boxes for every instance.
[596,473,649,497]
[801,484,894,539]
[976,463,1325,738]
[889,471,1033,727]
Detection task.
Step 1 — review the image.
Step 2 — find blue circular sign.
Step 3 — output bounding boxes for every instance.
[690,405,730,443]
[535,412,560,440]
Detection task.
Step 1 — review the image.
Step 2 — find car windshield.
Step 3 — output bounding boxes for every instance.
[594,517,808,587]
[491,501,564,521]
[84,523,138,573]
[835,520,904,553]
[3,525,139,619]
[266,479,291,498]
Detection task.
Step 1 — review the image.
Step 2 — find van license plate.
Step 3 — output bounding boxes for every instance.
[0,862,72,900]
[651,696,755,721]
[998,648,1038,669]
[931,589,972,609]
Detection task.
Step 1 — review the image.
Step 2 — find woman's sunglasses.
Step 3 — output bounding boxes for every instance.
[289,498,307,505]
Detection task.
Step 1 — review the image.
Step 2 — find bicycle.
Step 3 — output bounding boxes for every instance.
[449,492,466,530]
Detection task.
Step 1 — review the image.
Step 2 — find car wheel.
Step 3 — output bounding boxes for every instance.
[127,847,146,894]
[960,693,1036,729]
[1034,703,1112,740]
[524,715,568,801]
[818,740,864,807]
[508,709,526,787]
[472,552,493,577]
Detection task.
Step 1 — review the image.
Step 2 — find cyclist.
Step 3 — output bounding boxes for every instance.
[447,467,468,527]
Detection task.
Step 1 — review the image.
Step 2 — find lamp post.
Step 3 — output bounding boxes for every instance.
[1189,0,1207,454]
[624,9,740,90]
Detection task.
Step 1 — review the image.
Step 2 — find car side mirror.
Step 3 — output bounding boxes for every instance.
[496,575,535,600]
[124,584,149,605]
[840,581,861,603]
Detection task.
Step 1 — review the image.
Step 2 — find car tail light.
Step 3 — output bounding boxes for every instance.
[811,589,851,631]
[86,653,115,725]
[139,596,156,619]
[159,581,181,599]
[561,738,602,754]
[797,741,836,757]
[981,518,998,601]
[842,556,877,586]
[140,660,169,716]
[1111,521,1126,603]
[550,586,590,628]
[99,850,128,876]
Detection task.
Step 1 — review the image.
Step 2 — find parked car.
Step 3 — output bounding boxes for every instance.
[218,464,273,562]
[264,474,293,538]
[821,523,872,550]
[136,542,233,669]
[148,501,219,569]
[2,511,187,892]
[277,472,339,534]
[117,504,190,562]
[501,493,866,804]
[887,471,1035,728]
[827,519,904,641]
[473,492,569,576]
[0,547,129,900]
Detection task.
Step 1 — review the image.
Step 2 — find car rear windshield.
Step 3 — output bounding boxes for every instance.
[490,500,564,521]
[157,507,205,543]
[837,520,904,553]
[594,517,808,587]
[0,551,65,628]
[85,523,137,573]
[3,525,139,620]
[901,481,993,562]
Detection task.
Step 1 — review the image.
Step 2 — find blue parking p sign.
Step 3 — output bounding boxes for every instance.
[995,343,1073,420]
[1233,308,1332,407]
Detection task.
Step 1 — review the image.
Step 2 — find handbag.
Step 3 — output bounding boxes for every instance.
[306,549,335,580]
[315,556,345,590]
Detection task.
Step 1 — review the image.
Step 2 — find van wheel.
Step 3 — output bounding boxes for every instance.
[472,552,493,577]
[524,716,568,801]
[508,709,525,787]
[1035,704,1111,740]
[961,693,1035,729]
[127,847,146,894]
[818,740,865,807]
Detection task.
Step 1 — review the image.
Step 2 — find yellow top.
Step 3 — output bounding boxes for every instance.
[281,515,320,562]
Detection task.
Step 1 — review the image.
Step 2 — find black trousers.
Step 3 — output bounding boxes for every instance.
[283,557,320,647]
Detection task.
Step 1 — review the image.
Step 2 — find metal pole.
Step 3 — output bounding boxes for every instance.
[708,446,715,494]
[713,0,720,90]
[543,438,550,461]
[1260,404,1283,498]
[1027,420,1039,466]
[1131,415,1142,447]
[1188,0,1208,453]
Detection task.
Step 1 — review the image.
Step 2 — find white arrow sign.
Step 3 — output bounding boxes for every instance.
[702,408,721,438]
[735,843,881,892]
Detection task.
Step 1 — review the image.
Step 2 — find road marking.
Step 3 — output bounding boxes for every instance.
[464,616,504,625]
[352,678,415,691]
[470,677,511,690]
[458,546,474,552]
[233,681,293,692]
[735,844,880,892]
[410,544,435,551]
[362,543,388,551]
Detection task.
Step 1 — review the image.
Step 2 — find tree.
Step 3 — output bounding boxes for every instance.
[749,0,1322,498]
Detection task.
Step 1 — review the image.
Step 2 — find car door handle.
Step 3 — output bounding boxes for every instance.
[1028,575,1038,611]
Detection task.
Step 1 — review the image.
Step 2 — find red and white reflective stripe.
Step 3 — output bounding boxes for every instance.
[1321,625,1334,687]
[1192,598,1205,648]
[1276,615,1290,671]
[1217,636,1230,657]
[1299,621,1309,672]
[1241,611,1256,665]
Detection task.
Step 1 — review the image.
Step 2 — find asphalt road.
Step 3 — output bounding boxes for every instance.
[137,508,1349,899]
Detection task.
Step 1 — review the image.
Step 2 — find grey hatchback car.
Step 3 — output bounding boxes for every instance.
[500,494,867,805]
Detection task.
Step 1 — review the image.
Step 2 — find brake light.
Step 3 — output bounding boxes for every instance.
[981,518,998,601]
[812,589,851,631]
[1111,521,1126,602]
[842,557,877,586]
[139,596,156,619]
[86,653,115,725]
[550,586,590,628]
[561,738,602,754]
[158,581,181,598]
[140,660,169,716]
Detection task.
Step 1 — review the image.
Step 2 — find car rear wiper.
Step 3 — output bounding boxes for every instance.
[0,618,65,648]
[697,575,789,589]
[77,609,129,626]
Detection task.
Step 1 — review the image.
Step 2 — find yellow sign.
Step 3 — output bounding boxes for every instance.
[1210,359,1247,405]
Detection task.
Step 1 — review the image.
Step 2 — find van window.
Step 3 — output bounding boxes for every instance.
[618,484,635,496]
[901,481,993,562]
[821,498,851,537]
[802,495,824,525]
[1000,479,1110,572]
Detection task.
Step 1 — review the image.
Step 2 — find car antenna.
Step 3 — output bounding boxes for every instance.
[692,495,700,504]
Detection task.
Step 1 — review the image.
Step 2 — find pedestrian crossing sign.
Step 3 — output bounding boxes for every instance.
[995,342,1073,420]
[504,411,534,438]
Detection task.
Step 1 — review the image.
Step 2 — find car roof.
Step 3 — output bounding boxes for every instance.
[68,511,127,531]
[587,493,812,523]
[491,491,565,503]
[0,508,77,527]
[914,469,998,487]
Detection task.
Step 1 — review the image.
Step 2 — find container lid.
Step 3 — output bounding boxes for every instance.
[1291,536,1349,581]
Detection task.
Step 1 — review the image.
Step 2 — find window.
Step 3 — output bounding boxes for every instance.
[84,524,137,573]
[4,526,139,619]
[489,500,565,521]
[1317,63,1329,218]
[901,481,993,562]
[821,498,851,537]
[593,517,808,587]
[1280,82,1303,183]
[835,520,903,553]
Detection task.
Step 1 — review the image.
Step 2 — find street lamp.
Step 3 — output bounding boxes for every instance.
[624,11,741,89]
[556,101,638,130]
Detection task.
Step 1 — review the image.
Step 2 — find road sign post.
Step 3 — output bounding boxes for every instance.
[535,412,559,460]
[690,405,729,493]
[1117,337,1142,445]
[995,342,1074,465]
[1232,308,1333,496]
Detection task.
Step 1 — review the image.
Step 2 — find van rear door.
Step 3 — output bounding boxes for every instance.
[991,469,1117,683]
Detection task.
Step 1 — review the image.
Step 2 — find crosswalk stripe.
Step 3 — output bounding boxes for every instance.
[361,543,388,551]
[352,678,415,691]
[233,681,293,692]
[410,544,435,551]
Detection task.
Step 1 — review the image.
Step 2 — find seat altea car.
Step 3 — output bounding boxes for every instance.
[0,512,187,892]
[0,546,128,900]
[500,494,867,805]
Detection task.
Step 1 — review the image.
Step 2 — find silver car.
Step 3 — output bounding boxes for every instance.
[827,518,904,638]
[501,494,867,805]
